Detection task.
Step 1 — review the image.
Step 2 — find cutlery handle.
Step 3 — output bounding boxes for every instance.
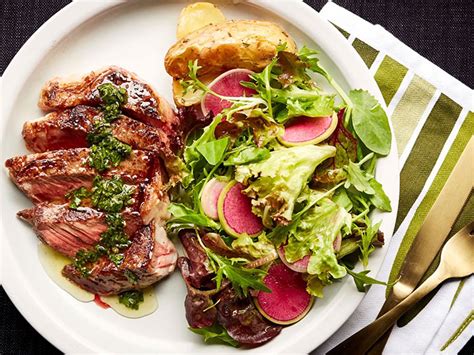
[328,269,447,355]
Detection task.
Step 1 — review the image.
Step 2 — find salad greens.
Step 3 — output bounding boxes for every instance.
[169,44,393,300]
[235,145,336,226]
[189,324,239,347]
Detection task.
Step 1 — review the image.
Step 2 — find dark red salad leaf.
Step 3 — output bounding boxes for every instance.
[216,287,282,346]
[330,108,358,168]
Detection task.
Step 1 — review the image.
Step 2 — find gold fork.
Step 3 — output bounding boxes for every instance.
[328,221,474,355]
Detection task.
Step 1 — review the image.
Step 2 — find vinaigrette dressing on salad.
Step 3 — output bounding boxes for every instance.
[38,244,158,318]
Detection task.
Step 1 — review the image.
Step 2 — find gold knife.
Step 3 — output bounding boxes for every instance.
[367,136,474,354]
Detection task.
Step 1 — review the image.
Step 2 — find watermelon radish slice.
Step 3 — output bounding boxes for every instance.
[200,178,227,220]
[254,263,314,325]
[201,69,256,116]
[277,246,309,273]
[279,113,338,146]
[217,181,263,238]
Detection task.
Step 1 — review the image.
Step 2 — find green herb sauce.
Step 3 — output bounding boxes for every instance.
[87,83,132,172]
[118,290,144,310]
[66,176,136,277]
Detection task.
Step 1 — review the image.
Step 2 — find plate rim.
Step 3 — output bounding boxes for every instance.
[1,0,400,353]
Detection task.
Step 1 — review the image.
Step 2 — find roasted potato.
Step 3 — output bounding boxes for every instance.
[165,20,297,79]
[177,2,226,39]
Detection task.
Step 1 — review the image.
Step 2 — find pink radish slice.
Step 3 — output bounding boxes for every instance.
[333,233,342,252]
[255,263,313,325]
[201,69,256,116]
[277,246,309,273]
[201,178,227,220]
[218,181,263,237]
[280,115,336,146]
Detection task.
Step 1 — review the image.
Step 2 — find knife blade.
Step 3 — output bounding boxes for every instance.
[368,135,474,354]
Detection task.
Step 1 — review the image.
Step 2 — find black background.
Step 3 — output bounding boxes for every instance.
[1,1,472,354]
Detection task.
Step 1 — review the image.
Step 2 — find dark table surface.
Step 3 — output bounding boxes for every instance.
[1,1,472,354]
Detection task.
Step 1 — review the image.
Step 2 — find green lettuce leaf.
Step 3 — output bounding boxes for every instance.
[284,199,351,297]
[196,137,229,165]
[224,146,270,166]
[235,145,336,225]
[231,233,277,259]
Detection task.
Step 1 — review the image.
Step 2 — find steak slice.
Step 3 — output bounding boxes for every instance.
[62,222,177,295]
[39,66,179,139]
[22,105,177,172]
[18,203,142,258]
[5,148,159,204]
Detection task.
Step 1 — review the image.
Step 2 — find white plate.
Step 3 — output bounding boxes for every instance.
[0,0,399,353]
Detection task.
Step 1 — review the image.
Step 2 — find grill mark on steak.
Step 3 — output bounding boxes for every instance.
[39,66,180,139]
[22,105,178,172]
[5,148,158,204]
[18,203,142,258]
[62,222,177,295]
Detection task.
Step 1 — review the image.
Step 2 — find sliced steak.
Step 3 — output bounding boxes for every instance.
[22,105,177,167]
[18,203,142,258]
[62,222,177,295]
[5,148,159,204]
[39,66,179,138]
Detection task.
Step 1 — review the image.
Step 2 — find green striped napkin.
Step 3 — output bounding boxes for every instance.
[314,2,473,353]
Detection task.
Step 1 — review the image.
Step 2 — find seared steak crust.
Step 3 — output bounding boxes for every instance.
[18,203,142,258]
[62,223,177,295]
[5,148,158,204]
[39,66,179,137]
[22,105,177,166]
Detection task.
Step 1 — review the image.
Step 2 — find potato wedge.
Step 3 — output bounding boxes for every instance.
[177,2,226,39]
[165,20,297,79]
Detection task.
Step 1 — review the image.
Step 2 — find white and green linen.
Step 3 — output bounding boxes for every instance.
[313,2,473,354]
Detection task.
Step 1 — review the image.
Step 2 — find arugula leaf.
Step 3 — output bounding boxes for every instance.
[224,146,270,166]
[344,160,375,195]
[368,179,392,212]
[196,137,229,165]
[189,324,239,347]
[167,203,220,231]
[204,248,270,297]
[345,267,390,292]
[298,46,352,105]
[349,89,391,155]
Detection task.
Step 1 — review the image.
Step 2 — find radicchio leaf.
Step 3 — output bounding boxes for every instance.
[216,287,282,346]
